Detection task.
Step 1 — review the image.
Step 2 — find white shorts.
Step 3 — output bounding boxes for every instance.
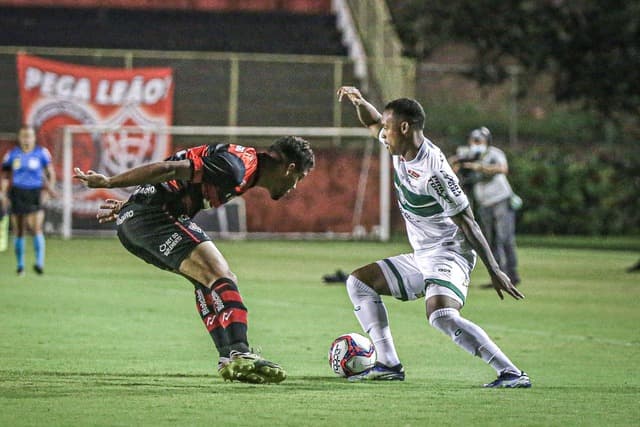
[376,248,476,306]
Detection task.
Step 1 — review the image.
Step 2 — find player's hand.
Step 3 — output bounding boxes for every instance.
[73,167,111,188]
[490,269,524,300]
[337,86,365,106]
[97,199,124,224]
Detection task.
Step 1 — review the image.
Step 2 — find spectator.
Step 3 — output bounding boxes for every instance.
[451,127,521,285]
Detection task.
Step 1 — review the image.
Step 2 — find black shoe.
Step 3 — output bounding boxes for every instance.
[322,269,348,284]
[33,265,44,275]
[627,260,640,273]
[17,267,25,276]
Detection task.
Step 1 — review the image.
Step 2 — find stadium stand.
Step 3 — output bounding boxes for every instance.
[0,1,358,131]
[0,6,345,55]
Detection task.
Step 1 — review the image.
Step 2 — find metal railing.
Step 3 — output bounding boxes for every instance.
[345,0,415,101]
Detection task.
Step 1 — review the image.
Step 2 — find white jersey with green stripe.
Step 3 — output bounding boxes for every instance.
[388,137,472,252]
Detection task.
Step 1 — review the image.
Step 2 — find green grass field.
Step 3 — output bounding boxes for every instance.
[1,238,639,426]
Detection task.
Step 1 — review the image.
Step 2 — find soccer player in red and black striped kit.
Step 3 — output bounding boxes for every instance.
[74,136,314,384]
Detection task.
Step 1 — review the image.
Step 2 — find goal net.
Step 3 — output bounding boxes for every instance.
[51,125,391,240]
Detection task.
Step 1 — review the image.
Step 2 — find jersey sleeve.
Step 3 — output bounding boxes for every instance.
[39,147,52,166]
[200,145,247,187]
[181,145,209,183]
[425,161,469,217]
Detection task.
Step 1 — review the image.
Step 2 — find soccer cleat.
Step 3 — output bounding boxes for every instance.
[347,362,405,382]
[17,267,25,276]
[483,370,531,388]
[322,269,348,284]
[217,357,232,381]
[219,351,287,384]
[33,265,44,275]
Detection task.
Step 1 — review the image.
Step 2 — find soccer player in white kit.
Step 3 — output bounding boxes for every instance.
[337,87,531,388]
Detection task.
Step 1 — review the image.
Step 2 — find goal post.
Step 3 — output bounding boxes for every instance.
[59,125,391,241]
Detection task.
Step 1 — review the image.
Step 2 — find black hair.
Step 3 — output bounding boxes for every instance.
[269,136,315,172]
[384,98,426,130]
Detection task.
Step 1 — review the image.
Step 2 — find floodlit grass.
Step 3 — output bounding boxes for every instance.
[1,238,639,426]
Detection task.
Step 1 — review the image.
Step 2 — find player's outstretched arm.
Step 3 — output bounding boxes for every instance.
[337,86,383,137]
[451,206,524,300]
[73,160,192,189]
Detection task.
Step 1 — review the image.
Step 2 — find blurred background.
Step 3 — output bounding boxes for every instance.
[0,0,638,238]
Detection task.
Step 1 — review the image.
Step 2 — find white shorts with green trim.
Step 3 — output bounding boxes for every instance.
[376,248,476,307]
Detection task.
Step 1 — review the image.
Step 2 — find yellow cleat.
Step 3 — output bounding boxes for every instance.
[219,351,286,384]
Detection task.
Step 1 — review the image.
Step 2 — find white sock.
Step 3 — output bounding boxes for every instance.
[428,308,520,375]
[346,275,401,367]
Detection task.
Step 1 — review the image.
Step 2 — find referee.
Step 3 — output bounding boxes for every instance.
[1,126,55,275]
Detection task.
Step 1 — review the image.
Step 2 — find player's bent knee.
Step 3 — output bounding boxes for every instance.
[350,263,390,295]
[346,274,378,300]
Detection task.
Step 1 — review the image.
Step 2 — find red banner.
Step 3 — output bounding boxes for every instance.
[16,53,174,221]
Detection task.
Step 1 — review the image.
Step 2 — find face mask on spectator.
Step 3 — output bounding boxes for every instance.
[469,143,487,155]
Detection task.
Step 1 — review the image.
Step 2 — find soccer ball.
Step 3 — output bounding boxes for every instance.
[328,332,376,377]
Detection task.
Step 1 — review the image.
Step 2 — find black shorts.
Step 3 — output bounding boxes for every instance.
[116,201,211,273]
[9,187,42,215]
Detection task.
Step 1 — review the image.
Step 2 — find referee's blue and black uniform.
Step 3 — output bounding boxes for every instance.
[1,145,52,272]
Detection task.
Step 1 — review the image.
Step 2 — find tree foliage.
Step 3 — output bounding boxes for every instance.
[388,0,640,122]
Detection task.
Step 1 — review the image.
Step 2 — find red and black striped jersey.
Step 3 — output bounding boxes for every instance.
[129,144,258,218]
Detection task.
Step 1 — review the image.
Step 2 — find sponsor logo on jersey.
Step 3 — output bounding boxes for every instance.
[435,263,452,276]
[159,232,182,256]
[442,170,462,197]
[407,169,421,179]
[428,175,453,203]
[27,158,41,170]
[222,311,233,322]
[133,185,156,196]
[116,209,134,225]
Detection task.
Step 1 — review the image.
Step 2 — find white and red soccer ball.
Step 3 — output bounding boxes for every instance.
[328,333,377,377]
